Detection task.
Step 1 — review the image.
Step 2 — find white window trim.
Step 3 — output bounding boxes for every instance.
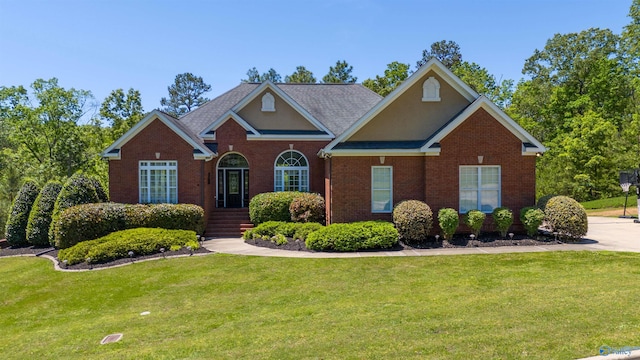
[274,150,309,192]
[459,165,501,214]
[139,161,178,204]
[371,166,393,213]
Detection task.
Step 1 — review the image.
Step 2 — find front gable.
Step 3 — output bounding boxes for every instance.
[103,110,215,161]
[200,81,334,141]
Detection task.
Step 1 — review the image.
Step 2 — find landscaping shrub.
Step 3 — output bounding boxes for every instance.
[544,196,588,241]
[438,208,459,241]
[305,221,397,251]
[243,221,323,242]
[26,181,63,246]
[536,194,557,211]
[92,178,109,202]
[49,173,100,245]
[57,228,199,265]
[520,206,545,237]
[289,192,325,224]
[4,180,40,246]
[463,210,486,237]
[492,207,513,238]
[393,200,433,243]
[249,192,300,224]
[52,203,205,249]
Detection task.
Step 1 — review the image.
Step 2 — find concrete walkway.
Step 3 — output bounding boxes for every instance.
[201,216,640,258]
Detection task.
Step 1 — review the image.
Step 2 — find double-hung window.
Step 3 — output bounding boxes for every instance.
[371,166,393,213]
[139,161,178,204]
[459,166,500,213]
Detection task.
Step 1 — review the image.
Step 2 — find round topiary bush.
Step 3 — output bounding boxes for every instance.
[289,192,325,224]
[544,196,588,241]
[520,206,545,237]
[5,180,41,247]
[249,191,300,224]
[438,208,459,241]
[463,209,486,237]
[26,181,63,246]
[492,207,513,238]
[393,200,433,243]
[49,173,101,246]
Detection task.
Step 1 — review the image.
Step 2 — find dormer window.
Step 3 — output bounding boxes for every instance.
[422,77,441,102]
[261,92,275,112]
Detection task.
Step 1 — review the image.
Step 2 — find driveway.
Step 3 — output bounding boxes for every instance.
[581,216,640,252]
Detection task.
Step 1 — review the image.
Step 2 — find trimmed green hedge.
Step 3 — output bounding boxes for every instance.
[305,221,398,252]
[492,207,513,238]
[243,221,323,241]
[289,193,325,224]
[26,181,63,246]
[545,196,588,241]
[520,206,545,237]
[49,173,101,245]
[393,200,433,243]
[52,203,205,249]
[463,210,486,237]
[5,180,41,246]
[57,228,199,265]
[249,192,300,224]
[438,208,459,241]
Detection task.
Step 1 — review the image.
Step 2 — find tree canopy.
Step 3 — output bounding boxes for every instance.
[285,66,317,83]
[322,60,357,84]
[160,73,211,117]
[242,67,283,83]
[363,61,410,96]
[100,88,144,141]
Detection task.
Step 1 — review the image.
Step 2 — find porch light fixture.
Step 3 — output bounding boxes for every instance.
[478,156,484,164]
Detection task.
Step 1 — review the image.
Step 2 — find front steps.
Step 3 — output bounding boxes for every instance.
[206,208,253,238]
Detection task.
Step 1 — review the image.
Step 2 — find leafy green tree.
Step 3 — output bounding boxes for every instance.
[243,67,261,82]
[285,66,317,83]
[100,88,144,140]
[322,60,357,83]
[260,68,282,83]
[160,73,211,117]
[0,78,95,179]
[363,61,410,96]
[416,39,462,69]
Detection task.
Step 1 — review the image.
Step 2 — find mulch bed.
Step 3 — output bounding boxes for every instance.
[246,232,562,252]
[0,244,211,271]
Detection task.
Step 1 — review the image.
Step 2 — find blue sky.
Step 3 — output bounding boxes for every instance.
[0,0,633,119]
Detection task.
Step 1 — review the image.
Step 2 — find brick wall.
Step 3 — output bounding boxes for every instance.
[329,108,537,231]
[109,118,205,206]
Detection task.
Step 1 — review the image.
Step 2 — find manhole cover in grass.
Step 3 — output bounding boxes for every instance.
[100,333,123,344]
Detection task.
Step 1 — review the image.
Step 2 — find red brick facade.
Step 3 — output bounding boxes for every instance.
[327,108,536,232]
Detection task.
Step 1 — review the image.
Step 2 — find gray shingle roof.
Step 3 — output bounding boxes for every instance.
[178,83,382,139]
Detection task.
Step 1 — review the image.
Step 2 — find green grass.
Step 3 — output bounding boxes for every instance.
[581,194,637,209]
[2,252,640,359]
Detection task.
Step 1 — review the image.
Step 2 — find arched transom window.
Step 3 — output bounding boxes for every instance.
[274,150,309,192]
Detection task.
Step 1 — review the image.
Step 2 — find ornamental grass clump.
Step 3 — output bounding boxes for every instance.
[520,206,545,237]
[492,207,513,238]
[544,196,588,241]
[393,200,433,243]
[463,210,486,238]
[437,208,459,241]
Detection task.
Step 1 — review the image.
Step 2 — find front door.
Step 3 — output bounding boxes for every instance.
[225,170,242,208]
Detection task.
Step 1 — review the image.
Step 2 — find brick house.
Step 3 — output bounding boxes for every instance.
[104,59,545,236]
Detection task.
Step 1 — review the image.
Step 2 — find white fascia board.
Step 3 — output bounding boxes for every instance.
[323,58,479,153]
[247,134,334,141]
[200,111,259,137]
[103,109,214,160]
[231,81,335,137]
[328,149,425,157]
[419,96,546,153]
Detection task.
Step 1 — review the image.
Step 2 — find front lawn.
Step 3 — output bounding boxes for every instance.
[1,252,639,359]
